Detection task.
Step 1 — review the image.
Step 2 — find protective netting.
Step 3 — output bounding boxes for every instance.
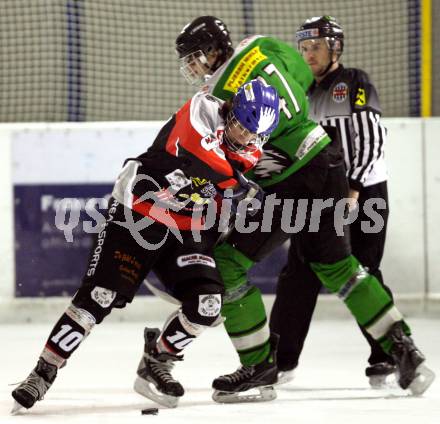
[0,0,428,121]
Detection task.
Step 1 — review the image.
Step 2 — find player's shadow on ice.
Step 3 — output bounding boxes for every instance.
[11,387,217,415]
[8,387,410,415]
[277,386,409,401]
[12,400,156,416]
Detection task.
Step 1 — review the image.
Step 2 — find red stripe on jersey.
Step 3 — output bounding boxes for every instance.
[223,147,262,173]
[132,195,204,231]
[218,178,238,189]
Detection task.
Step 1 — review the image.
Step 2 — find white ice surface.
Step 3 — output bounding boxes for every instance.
[1,318,439,424]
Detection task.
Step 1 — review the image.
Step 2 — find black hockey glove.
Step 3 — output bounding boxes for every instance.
[229,171,265,217]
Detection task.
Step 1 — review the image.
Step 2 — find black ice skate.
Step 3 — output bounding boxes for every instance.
[365,361,397,389]
[386,321,435,395]
[134,327,184,408]
[11,358,58,414]
[212,333,279,403]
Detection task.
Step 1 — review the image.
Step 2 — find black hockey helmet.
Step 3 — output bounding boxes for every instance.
[296,15,344,57]
[176,16,234,84]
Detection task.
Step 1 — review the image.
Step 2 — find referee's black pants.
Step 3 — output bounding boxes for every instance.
[269,181,394,371]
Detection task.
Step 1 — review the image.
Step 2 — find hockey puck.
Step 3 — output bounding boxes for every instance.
[141,408,159,415]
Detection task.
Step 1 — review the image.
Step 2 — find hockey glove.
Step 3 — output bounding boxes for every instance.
[230,171,265,217]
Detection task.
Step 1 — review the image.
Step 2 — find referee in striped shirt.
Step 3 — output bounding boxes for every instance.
[269,15,395,386]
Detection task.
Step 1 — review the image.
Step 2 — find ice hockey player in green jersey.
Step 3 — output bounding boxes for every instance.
[170,16,435,403]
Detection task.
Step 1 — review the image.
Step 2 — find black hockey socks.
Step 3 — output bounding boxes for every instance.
[42,304,96,366]
[157,309,205,354]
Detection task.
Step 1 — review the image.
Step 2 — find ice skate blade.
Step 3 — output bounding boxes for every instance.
[368,373,398,390]
[11,400,24,415]
[212,385,276,403]
[134,376,179,408]
[275,370,295,386]
[408,363,435,396]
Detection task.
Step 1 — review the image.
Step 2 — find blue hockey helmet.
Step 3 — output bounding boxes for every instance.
[225,79,280,153]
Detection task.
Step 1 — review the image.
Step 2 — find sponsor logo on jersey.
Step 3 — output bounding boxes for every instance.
[355,87,367,106]
[177,177,216,205]
[191,177,209,187]
[200,184,217,197]
[191,177,216,197]
[224,46,267,93]
[201,133,220,149]
[177,253,216,268]
[165,169,191,190]
[201,131,225,159]
[296,125,327,160]
[198,294,222,317]
[332,82,348,103]
[91,286,116,308]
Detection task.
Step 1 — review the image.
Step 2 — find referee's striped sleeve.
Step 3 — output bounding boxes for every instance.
[348,109,386,190]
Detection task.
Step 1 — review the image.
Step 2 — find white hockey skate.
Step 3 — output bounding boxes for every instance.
[134,327,184,408]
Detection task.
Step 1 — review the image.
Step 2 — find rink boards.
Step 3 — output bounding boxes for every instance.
[8,123,287,297]
[0,119,440,301]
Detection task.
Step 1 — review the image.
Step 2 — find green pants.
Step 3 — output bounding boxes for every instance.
[215,242,409,366]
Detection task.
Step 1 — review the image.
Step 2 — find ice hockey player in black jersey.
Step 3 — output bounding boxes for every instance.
[11,79,280,412]
[269,15,420,388]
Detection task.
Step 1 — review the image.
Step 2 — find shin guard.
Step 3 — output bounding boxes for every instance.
[310,255,411,350]
[43,304,96,365]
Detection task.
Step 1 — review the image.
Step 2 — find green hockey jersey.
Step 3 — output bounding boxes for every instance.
[205,35,331,187]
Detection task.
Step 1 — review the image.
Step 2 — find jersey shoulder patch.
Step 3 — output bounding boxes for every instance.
[332,81,349,103]
[343,67,380,112]
[354,87,367,106]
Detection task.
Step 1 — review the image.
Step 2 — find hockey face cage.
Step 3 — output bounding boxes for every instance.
[178,50,212,86]
[223,112,267,154]
[176,16,233,86]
